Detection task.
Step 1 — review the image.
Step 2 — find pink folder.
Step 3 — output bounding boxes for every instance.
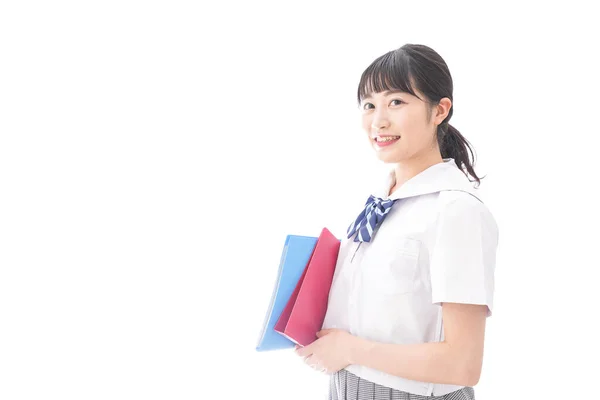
[274,227,340,346]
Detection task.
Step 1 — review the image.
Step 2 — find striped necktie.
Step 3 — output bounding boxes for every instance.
[347,195,397,242]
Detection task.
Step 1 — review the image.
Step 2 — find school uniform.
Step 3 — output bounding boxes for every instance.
[322,158,499,399]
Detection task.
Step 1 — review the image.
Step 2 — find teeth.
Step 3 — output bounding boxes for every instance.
[376,136,400,142]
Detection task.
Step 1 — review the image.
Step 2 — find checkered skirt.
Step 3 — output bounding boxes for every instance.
[329,369,475,400]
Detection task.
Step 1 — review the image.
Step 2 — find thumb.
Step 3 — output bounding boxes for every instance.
[316,328,334,337]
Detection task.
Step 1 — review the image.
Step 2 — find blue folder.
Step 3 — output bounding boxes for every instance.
[255,234,318,351]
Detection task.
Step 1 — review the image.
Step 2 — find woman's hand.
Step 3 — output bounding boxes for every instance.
[294,328,359,374]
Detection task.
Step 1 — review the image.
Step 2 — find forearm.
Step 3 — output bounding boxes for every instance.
[349,337,480,387]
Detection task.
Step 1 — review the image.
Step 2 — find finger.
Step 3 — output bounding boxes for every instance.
[316,328,334,337]
[295,345,311,358]
[304,355,318,367]
[310,360,328,374]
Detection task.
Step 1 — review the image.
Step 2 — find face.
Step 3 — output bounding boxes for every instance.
[360,89,450,164]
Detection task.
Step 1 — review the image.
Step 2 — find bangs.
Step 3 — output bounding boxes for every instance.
[357,50,420,104]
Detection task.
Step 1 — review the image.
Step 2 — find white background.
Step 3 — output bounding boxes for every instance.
[1,1,599,399]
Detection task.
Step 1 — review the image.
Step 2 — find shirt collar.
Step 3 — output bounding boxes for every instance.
[373,158,481,202]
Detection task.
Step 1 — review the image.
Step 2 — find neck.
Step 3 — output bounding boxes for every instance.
[390,153,444,195]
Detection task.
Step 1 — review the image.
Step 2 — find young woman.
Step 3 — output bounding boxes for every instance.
[295,44,499,400]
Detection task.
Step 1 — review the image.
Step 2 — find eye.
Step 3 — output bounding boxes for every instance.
[362,102,374,110]
[390,99,405,106]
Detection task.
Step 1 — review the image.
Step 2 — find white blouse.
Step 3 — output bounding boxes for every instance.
[322,158,499,397]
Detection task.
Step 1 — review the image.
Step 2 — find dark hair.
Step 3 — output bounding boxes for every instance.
[357,44,482,187]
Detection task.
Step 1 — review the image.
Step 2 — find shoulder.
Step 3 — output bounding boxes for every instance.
[436,190,499,237]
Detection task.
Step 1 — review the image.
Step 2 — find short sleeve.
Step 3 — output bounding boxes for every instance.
[430,193,499,317]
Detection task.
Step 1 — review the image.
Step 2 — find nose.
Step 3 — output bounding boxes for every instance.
[371,108,390,132]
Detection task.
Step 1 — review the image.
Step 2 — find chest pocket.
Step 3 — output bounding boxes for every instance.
[362,236,421,295]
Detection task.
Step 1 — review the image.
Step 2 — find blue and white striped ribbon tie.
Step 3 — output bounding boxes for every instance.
[347,195,397,242]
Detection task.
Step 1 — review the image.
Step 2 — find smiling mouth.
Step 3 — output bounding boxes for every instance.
[374,136,401,143]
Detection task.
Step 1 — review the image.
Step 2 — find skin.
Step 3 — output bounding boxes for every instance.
[364,88,450,194]
[295,86,489,387]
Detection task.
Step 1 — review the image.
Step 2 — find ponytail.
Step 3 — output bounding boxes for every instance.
[438,123,482,187]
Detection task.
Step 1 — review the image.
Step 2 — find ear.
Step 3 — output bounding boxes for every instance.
[433,97,452,125]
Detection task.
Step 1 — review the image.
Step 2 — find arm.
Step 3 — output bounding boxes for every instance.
[349,303,487,387]
[298,197,497,384]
